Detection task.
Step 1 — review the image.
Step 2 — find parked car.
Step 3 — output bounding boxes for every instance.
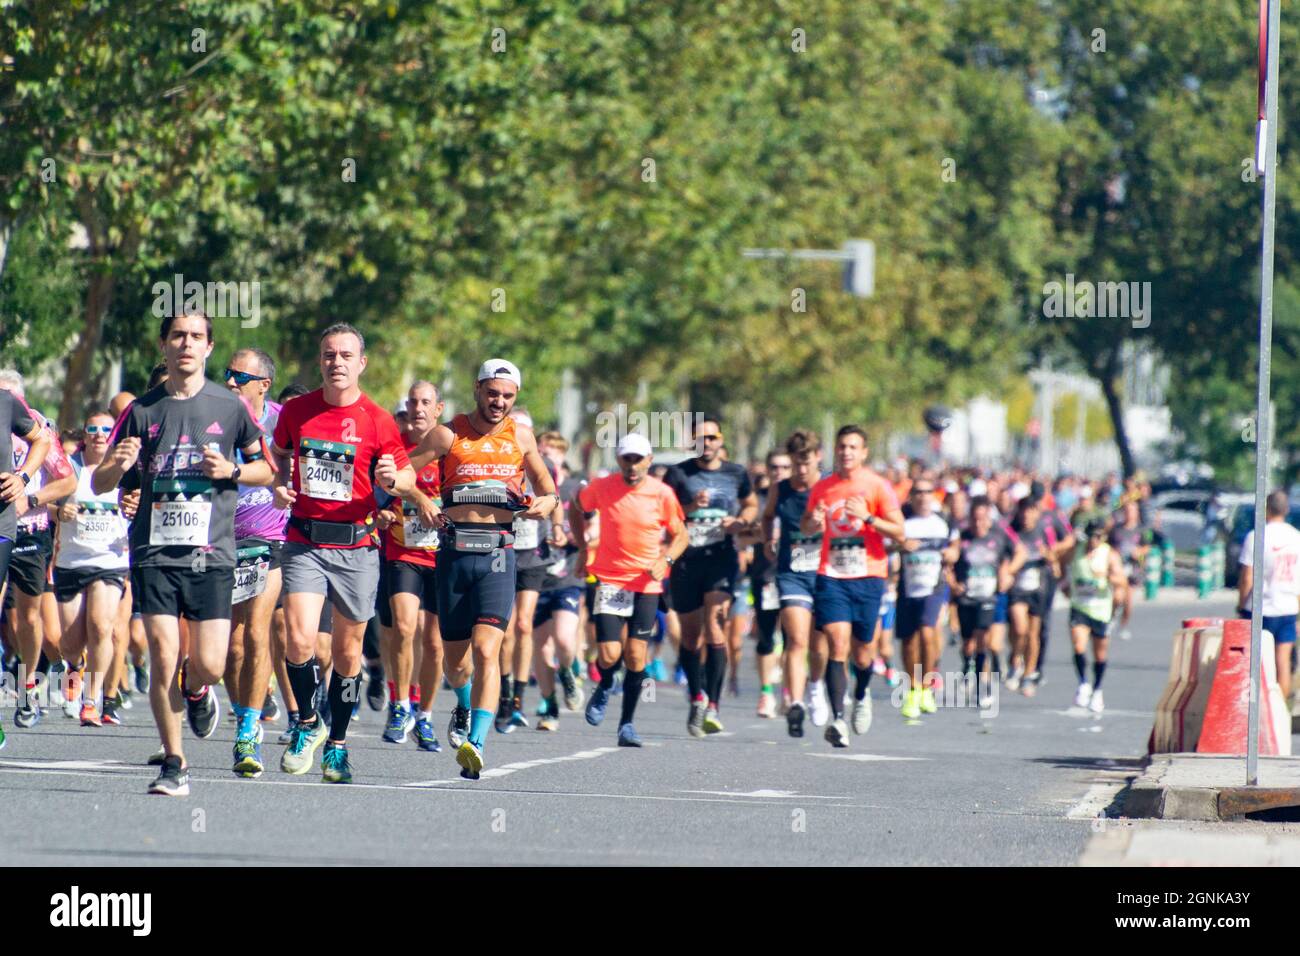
[1151,489,1221,554]
[1224,500,1300,587]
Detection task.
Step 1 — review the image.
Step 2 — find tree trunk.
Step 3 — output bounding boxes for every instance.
[1097,363,1136,478]
[60,269,114,427]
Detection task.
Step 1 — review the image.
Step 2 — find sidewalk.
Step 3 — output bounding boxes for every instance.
[1081,818,1300,865]
[1122,753,1300,821]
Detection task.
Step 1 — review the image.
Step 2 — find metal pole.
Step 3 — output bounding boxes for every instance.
[1248,0,1281,787]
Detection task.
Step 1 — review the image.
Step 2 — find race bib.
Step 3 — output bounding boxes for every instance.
[594,583,634,617]
[761,581,780,611]
[789,543,820,573]
[74,502,122,547]
[402,503,440,550]
[687,511,727,549]
[545,556,568,577]
[513,516,541,551]
[299,438,356,502]
[232,545,271,605]
[149,479,213,547]
[828,539,868,578]
[903,551,943,598]
[965,565,997,600]
[1015,565,1042,593]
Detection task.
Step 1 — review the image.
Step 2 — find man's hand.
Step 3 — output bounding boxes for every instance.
[808,502,827,527]
[0,472,25,504]
[648,556,670,582]
[200,447,236,480]
[551,524,570,548]
[273,485,298,510]
[844,496,870,522]
[374,454,399,493]
[949,581,966,599]
[520,493,559,521]
[376,508,399,531]
[416,496,443,530]
[901,538,921,553]
[14,490,29,517]
[58,501,77,523]
[110,437,142,473]
[119,488,140,520]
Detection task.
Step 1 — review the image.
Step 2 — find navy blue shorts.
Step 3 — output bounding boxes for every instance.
[1237,608,1298,645]
[775,570,816,609]
[896,585,951,640]
[813,575,885,641]
[993,591,1009,624]
[435,526,516,641]
[533,586,583,626]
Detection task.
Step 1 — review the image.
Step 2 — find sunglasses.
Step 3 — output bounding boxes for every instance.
[225,368,269,386]
[84,424,112,435]
[912,487,935,495]
[619,454,646,464]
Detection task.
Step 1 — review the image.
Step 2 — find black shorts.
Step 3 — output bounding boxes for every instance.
[388,560,438,615]
[1009,588,1046,616]
[7,530,52,598]
[1069,608,1110,639]
[53,566,128,603]
[669,545,739,614]
[515,563,550,594]
[593,590,659,643]
[130,565,235,622]
[956,601,996,639]
[436,525,517,642]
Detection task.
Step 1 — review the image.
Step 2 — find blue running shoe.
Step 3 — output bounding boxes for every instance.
[617,723,642,747]
[585,685,609,726]
[233,737,264,777]
[382,702,412,744]
[648,659,667,683]
[321,742,353,783]
[508,707,529,730]
[414,717,441,752]
[674,664,688,686]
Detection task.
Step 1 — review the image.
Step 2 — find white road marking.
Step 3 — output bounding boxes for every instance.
[679,788,846,800]
[1049,708,1148,719]
[0,758,133,772]
[404,746,622,788]
[805,753,928,762]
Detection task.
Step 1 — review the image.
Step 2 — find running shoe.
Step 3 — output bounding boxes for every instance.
[280,718,329,775]
[508,698,529,730]
[558,666,582,711]
[687,696,708,738]
[824,718,850,748]
[1004,667,1023,692]
[147,746,166,766]
[920,688,938,714]
[1074,682,1093,708]
[233,737,264,778]
[808,682,830,727]
[1119,627,1132,642]
[673,663,687,686]
[456,740,483,780]
[414,717,441,752]
[494,697,514,734]
[900,688,922,720]
[148,756,190,796]
[80,702,102,727]
[1020,675,1038,698]
[538,712,559,732]
[102,696,124,725]
[277,717,300,745]
[185,684,220,739]
[321,742,353,783]
[1088,689,1105,714]
[931,674,944,696]
[133,661,149,693]
[871,657,886,676]
[884,667,901,688]
[702,705,724,734]
[587,661,601,684]
[448,705,470,749]
[851,697,873,735]
[648,658,668,683]
[14,697,41,729]
[118,687,134,710]
[382,702,413,744]
[261,692,280,723]
[757,690,776,718]
[586,685,609,726]
[786,700,806,738]
[63,694,80,719]
[617,723,643,747]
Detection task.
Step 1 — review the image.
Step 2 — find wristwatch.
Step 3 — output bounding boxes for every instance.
[26,493,38,512]
[665,555,675,567]
[865,514,876,527]
[19,472,31,486]
[231,465,242,482]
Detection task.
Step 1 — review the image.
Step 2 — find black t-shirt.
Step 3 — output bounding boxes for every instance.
[954,526,1015,605]
[0,390,38,542]
[663,459,753,554]
[110,381,264,569]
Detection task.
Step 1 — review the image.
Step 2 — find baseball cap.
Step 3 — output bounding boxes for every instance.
[392,398,408,416]
[617,433,653,458]
[967,478,988,497]
[1010,481,1030,501]
[476,359,522,389]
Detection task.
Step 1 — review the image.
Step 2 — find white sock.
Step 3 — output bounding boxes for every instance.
[418,708,432,722]
[397,697,410,709]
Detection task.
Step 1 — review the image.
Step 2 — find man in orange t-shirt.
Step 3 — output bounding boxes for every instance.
[571,433,687,747]
[801,425,905,749]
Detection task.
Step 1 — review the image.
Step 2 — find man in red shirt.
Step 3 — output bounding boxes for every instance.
[271,323,418,783]
[801,425,906,748]
[570,432,687,746]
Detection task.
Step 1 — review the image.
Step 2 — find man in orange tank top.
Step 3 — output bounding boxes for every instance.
[408,359,560,779]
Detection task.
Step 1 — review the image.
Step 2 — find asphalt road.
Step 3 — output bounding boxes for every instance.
[0,588,1238,866]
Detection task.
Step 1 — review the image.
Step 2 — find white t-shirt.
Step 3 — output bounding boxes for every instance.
[900,512,957,599]
[1240,520,1300,616]
[56,462,130,571]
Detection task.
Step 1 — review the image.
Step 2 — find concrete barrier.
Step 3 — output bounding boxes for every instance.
[1149,619,1223,754]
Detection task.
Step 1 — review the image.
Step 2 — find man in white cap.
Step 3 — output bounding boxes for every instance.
[569,432,687,746]
[408,358,559,778]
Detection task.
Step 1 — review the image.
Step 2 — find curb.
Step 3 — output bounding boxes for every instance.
[1121,754,1300,821]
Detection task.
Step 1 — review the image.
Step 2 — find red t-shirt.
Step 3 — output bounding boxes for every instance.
[805,468,900,579]
[272,389,409,548]
[384,434,442,567]
[578,474,684,593]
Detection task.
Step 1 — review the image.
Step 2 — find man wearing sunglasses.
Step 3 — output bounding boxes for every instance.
[662,416,759,737]
[223,349,284,777]
[571,432,687,746]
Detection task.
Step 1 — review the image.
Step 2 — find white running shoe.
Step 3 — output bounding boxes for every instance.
[757,691,776,719]
[808,681,830,727]
[1074,682,1093,708]
[1119,628,1132,641]
[851,697,873,736]
[1005,667,1023,692]
[1088,689,1105,714]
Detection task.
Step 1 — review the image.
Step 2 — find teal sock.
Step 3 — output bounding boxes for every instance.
[236,705,259,739]
[454,682,472,709]
[469,708,492,748]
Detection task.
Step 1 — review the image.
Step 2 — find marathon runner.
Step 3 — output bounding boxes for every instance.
[571,432,687,746]
[270,323,417,783]
[1237,490,1300,702]
[376,380,445,751]
[894,477,957,720]
[1064,518,1126,714]
[800,425,905,747]
[222,348,286,777]
[1003,497,1055,696]
[93,312,273,795]
[1030,481,1076,676]
[745,452,786,717]
[1107,499,1148,642]
[1,370,75,730]
[53,409,131,727]
[663,416,758,736]
[762,428,827,737]
[406,359,560,778]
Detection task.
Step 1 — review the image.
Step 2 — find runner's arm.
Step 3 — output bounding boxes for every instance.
[518,428,559,519]
[407,422,452,473]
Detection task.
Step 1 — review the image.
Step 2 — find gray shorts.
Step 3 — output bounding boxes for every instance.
[281,542,380,624]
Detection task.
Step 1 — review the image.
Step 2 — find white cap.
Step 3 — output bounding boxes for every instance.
[1010,481,1030,501]
[1079,484,1094,499]
[944,479,959,494]
[392,398,408,416]
[617,433,653,458]
[476,358,521,389]
[967,478,988,497]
